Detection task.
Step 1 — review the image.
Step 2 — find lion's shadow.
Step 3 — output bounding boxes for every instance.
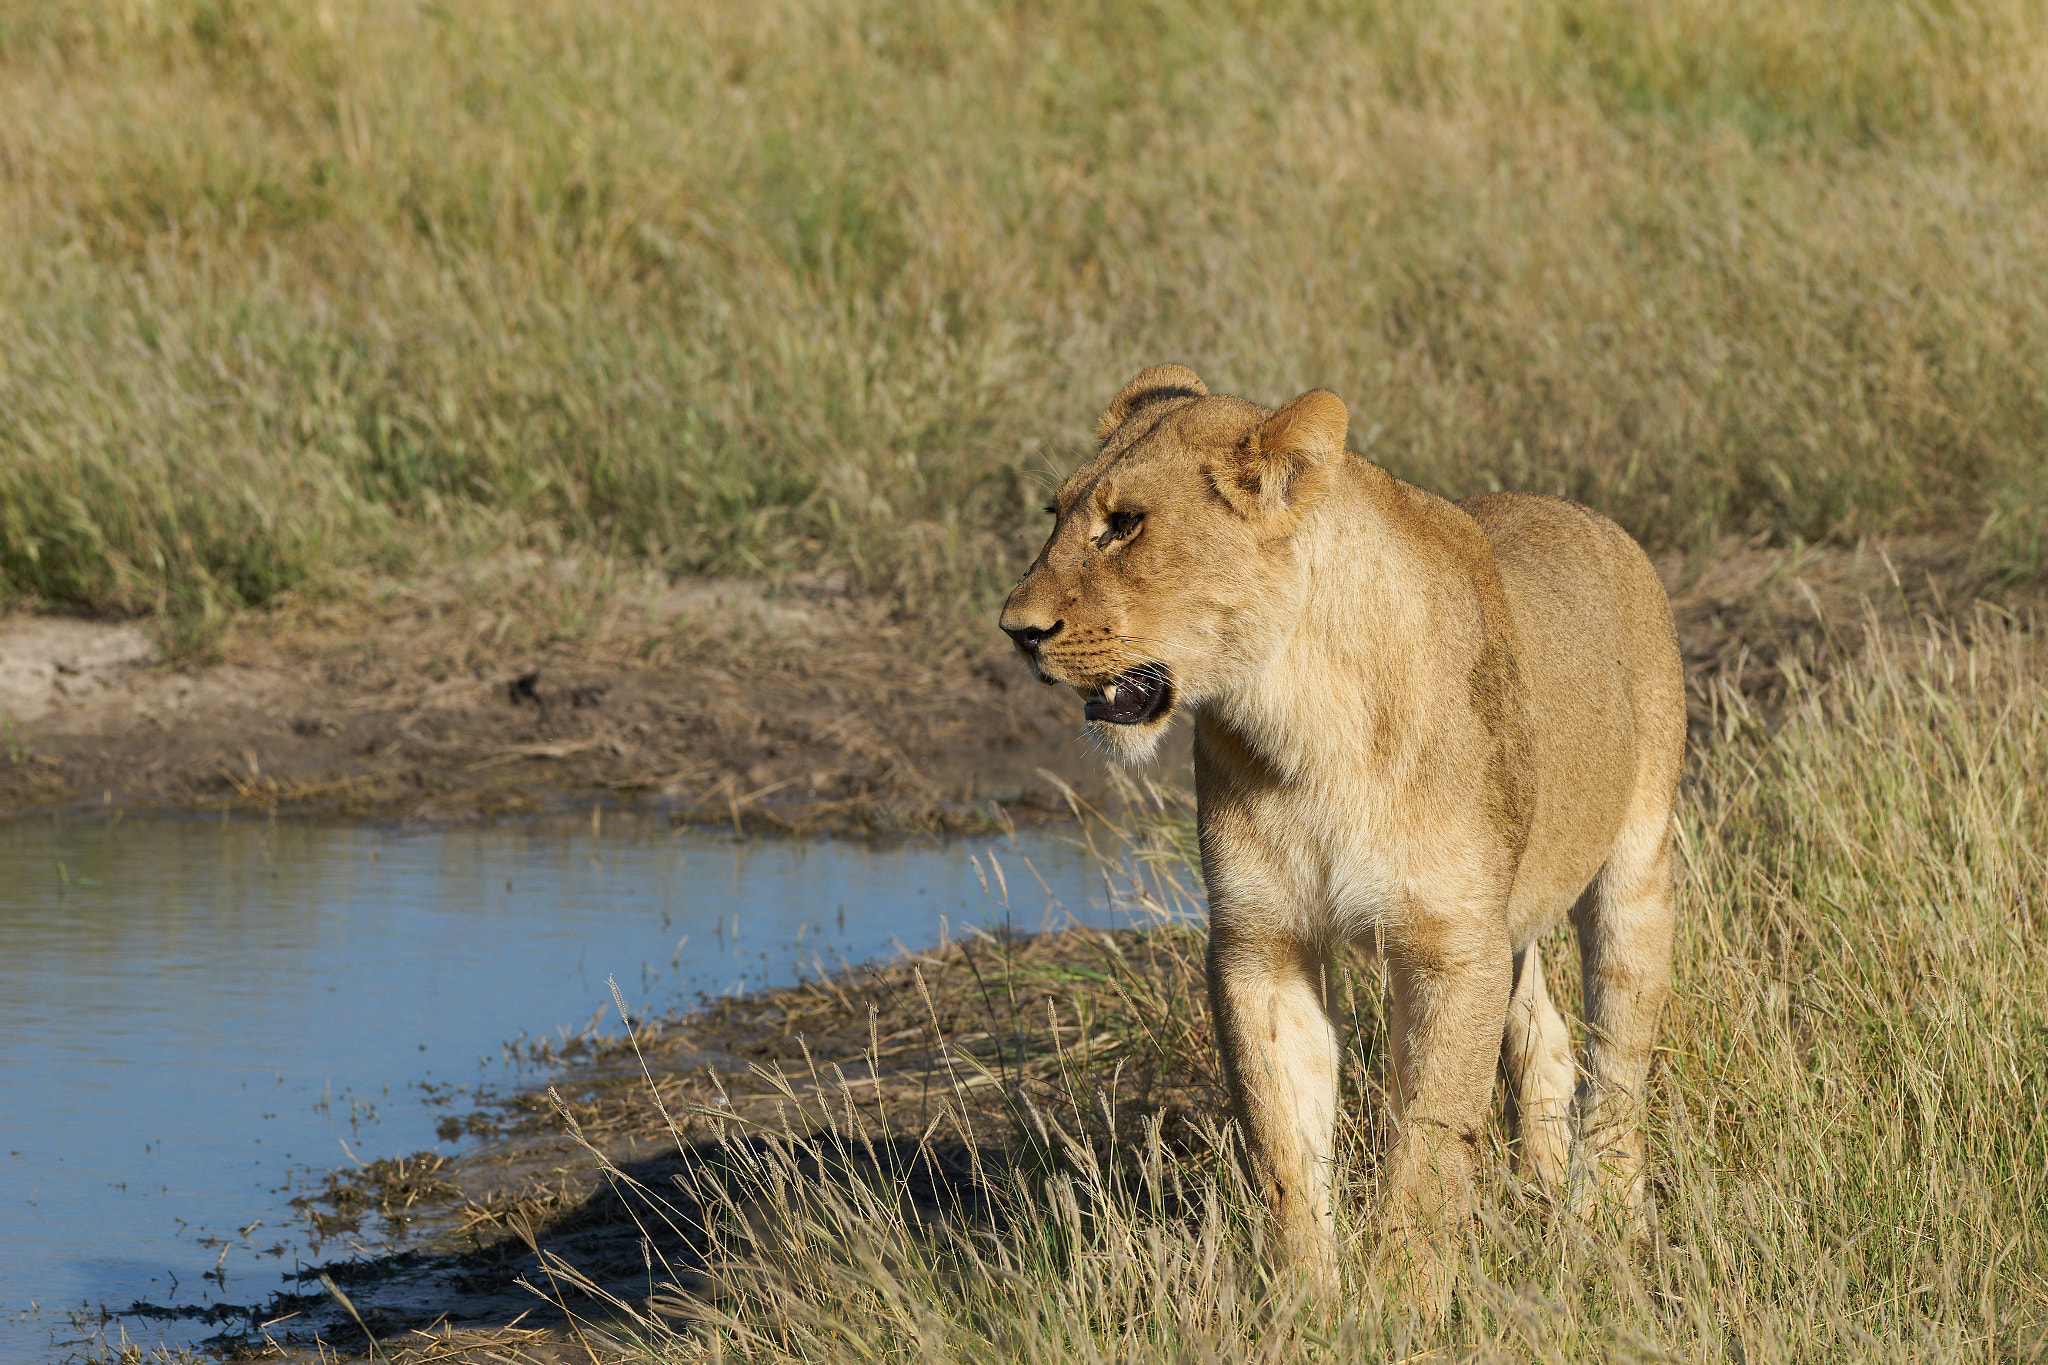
[198,1130,1014,1354]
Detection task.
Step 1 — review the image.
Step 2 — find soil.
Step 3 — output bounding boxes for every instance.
[0,536,2020,831]
[0,566,1122,831]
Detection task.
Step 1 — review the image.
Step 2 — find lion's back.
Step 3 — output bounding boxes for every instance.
[1457,493,1678,690]
[1458,492,1685,931]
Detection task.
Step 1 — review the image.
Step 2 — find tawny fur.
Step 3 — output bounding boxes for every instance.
[1001,366,1685,1309]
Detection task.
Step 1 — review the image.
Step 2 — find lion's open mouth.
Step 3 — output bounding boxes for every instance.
[1082,664,1174,726]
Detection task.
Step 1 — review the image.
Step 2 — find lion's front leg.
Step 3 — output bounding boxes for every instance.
[1206,924,1342,1294]
[1378,913,1515,1313]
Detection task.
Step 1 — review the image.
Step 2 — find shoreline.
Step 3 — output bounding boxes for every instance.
[111,912,1203,1364]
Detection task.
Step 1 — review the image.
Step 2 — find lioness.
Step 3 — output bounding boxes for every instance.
[1000,366,1684,1298]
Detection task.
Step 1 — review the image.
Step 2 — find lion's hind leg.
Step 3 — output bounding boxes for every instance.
[1502,937,1574,1188]
[1568,813,1676,1220]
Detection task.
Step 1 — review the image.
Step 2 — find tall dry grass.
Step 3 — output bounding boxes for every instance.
[4,0,2048,642]
[524,612,2044,1362]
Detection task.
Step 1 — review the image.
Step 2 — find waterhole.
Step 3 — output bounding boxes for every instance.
[0,813,1120,1361]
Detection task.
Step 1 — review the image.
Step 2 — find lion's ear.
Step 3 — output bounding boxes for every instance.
[1096,364,1209,443]
[1214,389,1347,523]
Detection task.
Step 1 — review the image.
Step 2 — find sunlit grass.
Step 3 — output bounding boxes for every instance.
[4,0,2047,646]
[514,612,2045,1362]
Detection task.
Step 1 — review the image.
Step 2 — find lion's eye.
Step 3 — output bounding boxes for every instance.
[1042,503,1059,516]
[1094,510,1143,549]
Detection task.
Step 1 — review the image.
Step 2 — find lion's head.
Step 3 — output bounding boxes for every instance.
[999,365,1351,765]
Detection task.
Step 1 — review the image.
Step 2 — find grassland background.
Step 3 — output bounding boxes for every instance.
[3,0,2047,644]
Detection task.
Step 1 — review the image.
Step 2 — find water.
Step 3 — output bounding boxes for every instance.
[0,814,1126,1362]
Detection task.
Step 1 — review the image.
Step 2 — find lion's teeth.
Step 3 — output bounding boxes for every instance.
[1103,684,1118,704]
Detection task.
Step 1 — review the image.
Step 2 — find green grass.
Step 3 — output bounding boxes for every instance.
[4,0,2048,643]
[540,611,2045,1362]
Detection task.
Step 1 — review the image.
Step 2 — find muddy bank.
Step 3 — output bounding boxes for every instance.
[0,566,1132,830]
[0,537,2021,831]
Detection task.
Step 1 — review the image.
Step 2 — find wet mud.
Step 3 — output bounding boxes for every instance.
[0,571,1145,830]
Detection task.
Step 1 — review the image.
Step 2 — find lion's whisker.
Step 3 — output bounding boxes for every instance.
[1120,633,1203,657]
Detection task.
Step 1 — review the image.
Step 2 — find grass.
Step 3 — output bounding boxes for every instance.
[4,0,2048,647]
[454,609,2046,1363]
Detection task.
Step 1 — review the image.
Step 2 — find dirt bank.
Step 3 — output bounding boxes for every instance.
[0,536,2020,832]
[0,563,1124,830]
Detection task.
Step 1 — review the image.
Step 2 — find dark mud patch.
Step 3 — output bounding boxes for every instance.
[0,568,1146,830]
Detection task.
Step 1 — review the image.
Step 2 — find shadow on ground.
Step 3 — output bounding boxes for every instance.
[150,1132,1009,1363]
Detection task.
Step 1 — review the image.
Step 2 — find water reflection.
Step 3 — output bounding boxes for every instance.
[0,814,1112,1361]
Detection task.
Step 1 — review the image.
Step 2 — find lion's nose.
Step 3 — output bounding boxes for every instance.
[1003,618,1064,652]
